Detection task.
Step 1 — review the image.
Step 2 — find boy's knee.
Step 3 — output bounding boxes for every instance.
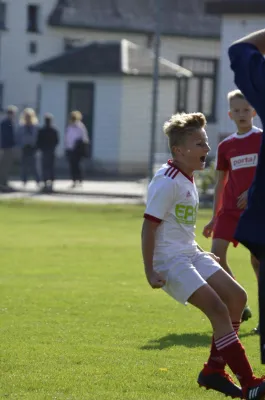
[230,286,247,312]
[239,287,248,308]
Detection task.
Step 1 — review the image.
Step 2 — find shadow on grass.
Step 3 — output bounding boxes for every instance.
[141,330,258,351]
[141,332,212,350]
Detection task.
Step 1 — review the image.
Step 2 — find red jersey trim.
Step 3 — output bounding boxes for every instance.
[143,213,162,223]
[167,160,194,183]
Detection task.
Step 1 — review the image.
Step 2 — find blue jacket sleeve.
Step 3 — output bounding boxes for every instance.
[228,42,265,117]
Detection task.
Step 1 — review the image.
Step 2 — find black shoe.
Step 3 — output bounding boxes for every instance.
[253,324,260,335]
[242,306,252,322]
[244,378,265,399]
[198,367,243,398]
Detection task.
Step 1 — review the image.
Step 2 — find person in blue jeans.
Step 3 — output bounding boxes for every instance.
[229,29,265,400]
[17,108,40,187]
[37,113,59,192]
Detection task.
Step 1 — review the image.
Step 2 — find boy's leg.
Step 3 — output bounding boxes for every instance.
[251,253,259,281]
[189,279,265,399]
[249,253,260,334]
[158,255,243,398]
[212,238,233,276]
[213,215,252,322]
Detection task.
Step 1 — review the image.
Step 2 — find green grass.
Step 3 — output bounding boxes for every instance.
[0,202,262,400]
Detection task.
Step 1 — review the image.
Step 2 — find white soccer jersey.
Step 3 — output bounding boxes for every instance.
[144,160,199,262]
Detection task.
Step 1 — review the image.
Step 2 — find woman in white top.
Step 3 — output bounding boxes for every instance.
[65,111,89,187]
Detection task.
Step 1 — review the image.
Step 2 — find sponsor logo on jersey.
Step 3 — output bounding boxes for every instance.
[175,204,198,225]
[230,153,258,170]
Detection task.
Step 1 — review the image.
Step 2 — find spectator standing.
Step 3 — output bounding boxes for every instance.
[65,111,89,187]
[37,113,59,192]
[17,108,40,187]
[0,105,18,191]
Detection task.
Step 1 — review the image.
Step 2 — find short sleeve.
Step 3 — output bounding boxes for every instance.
[216,142,229,171]
[144,177,177,222]
[228,42,265,116]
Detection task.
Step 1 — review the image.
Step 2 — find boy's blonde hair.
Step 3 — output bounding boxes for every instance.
[227,89,245,105]
[163,112,206,152]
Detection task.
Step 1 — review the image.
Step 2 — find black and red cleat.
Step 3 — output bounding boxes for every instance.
[198,365,243,399]
[243,377,265,400]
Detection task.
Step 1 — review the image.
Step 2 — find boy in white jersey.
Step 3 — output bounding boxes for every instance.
[141,112,265,400]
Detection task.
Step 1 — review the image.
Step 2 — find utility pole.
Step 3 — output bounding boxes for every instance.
[148,0,161,183]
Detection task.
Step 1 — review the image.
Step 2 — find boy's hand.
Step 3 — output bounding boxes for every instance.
[237,190,248,209]
[146,270,166,289]
[203,219,215,238]
[207,252,220,263]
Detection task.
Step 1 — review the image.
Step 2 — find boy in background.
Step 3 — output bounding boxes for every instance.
[203,90,261,330]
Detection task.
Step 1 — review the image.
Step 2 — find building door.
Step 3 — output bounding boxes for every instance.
[67,82,94,158]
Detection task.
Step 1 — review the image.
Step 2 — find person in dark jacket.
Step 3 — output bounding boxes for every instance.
[37,113,59,192]
[0,105,18,191]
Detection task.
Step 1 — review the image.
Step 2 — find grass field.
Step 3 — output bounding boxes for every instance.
[0,202,263,400]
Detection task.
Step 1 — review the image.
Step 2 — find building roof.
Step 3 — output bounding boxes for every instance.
[205,1,265,14]
[48,0,220,39]
[28,39,193,79]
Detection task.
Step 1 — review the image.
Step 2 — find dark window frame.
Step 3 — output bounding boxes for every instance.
[36,84,41,114]
[29,40,37,54]
[176,56,218,123]
[27,4,40,33]
[0,83,4,111]
[0,2,7,30]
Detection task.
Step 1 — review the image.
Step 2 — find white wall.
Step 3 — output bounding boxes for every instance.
[0,6,221,153]
[40,74,122,164]
[119,77,176,174]
[218,16,264,136]
[39,75,67,156]
[0,0,63,110]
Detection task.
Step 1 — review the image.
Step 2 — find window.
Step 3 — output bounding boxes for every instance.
[177,57,218,122]
[27,4,39,33]
[0,83,4,111]
[36,84,41,114]
[29,40,37,54]
[0,2,7,29]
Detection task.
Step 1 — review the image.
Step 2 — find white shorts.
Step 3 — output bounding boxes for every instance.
[154,250,221,305]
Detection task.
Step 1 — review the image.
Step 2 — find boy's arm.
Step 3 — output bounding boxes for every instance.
[203,170,228,238]
[141,219,165,289]
[233,29,265,54]
[229,30,265,113]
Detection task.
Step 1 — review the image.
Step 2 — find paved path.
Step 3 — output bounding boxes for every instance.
[0,180,148,204]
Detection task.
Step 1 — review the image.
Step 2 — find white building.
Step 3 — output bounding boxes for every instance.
[205,0,264,141]
[0,0,221,175]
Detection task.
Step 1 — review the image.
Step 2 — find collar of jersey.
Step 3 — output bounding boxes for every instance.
[167,160,194,183]
[234,126,261,139]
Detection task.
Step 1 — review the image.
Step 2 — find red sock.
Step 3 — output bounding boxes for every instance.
[215,331,253,387]
[206,322,241,370]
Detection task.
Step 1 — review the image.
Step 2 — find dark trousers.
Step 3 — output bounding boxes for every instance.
[21,148,39,184]
[67,150,83,182]
[41,150,55,183]
[0,148,14,186]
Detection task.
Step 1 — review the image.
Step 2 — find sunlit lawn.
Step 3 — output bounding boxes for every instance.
[0,202,262,399]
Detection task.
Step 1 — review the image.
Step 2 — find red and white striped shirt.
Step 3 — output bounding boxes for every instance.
[144,160,199,261]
